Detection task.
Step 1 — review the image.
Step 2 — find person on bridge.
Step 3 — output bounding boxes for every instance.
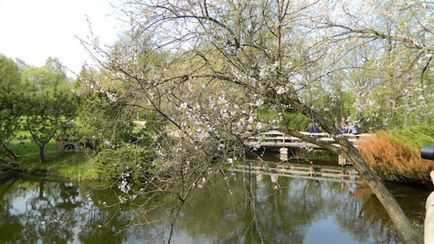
[348,123,360,135]
[307,122,320,133]
[339,118,348,133]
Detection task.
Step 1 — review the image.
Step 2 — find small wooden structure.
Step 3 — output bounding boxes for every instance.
[58,140,80,152]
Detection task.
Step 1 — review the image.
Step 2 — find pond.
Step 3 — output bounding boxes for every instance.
[0,161,430,243]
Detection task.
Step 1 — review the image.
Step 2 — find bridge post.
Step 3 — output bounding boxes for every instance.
[279,148,288,161]
[338,154,347,166]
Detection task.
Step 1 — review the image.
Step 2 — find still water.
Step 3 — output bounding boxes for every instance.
[0,164,430,244]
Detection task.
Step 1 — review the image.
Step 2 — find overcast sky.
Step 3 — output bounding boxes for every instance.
[0,0,124,77]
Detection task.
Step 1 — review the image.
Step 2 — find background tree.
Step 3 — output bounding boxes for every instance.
[0,55,23,163]
[82,0,432,242]
[21,58,77,162]
[73,63,167,154]
[315,0,433,129]
[22,58,70,94]
[22,91,77,162]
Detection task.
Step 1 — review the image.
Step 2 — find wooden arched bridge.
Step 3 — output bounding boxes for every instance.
[246,130,372,149]
[246,130,373,165]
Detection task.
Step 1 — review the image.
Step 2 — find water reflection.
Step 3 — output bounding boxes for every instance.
[0,179,131,244]
[177,174,393,243]
[0,170,427,243]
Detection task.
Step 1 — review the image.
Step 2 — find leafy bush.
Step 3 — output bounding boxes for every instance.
[358,131,433,184]
[282,112,310,131]
[389,125,434,154]
[92,145,155,182]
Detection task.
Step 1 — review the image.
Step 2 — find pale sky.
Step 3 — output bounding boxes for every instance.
[0,0,124,77]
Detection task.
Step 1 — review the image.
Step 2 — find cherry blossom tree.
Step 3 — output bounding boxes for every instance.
[82,0,433,242]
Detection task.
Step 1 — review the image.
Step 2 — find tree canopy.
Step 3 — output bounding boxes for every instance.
[80,0,432,242]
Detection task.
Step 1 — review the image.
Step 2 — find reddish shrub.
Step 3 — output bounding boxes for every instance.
[357,133,432,183]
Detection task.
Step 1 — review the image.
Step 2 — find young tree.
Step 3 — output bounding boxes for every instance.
[21,59,77,162]
[22,91,77,162]
[84,0,432,242]
[0,55,22,162]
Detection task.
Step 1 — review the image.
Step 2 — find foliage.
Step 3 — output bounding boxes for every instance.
[71,92,135,153]
[302,86,358,128]
[0,55,21,88]
[22,91,77,162]
[73,65,167,154]
[0,87,22,160]
[92,145,155,182]
[389,125,434,154]
[358,132,433,183]
[21,58,70,94]
[0,55,23,161]
[13,58,78,162]
[282,112,311,132]
[0,56,78,163]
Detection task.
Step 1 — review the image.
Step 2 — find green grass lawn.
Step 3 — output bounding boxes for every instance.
[10,139,57,156]
[8,139,104,181]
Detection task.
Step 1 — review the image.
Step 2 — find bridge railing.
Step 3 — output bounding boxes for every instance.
[246,130,372,149]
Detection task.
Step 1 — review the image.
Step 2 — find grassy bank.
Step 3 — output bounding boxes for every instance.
[6,125,433,184]
[19,152,103,181]
[6,140,104,181]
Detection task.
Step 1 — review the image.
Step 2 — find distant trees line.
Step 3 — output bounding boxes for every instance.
[0,56,77,162]
[0,55,163,164]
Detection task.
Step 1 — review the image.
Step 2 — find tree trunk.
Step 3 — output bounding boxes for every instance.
[285,96,421,243]
[340,141,422,243]
[39,145,45,163]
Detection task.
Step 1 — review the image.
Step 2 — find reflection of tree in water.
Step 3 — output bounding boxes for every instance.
[0,174,420,243]
[0,179,24,243]
[175,173,405,243]
[175,173,324,243]
[77,211,130,244]
[174,174,246,242]
[0,178,130,244]
[337,182,427,243]
[253,176,324,243]
[332,185,398,243]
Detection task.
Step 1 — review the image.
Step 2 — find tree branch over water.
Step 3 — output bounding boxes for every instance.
[79,0,433,242]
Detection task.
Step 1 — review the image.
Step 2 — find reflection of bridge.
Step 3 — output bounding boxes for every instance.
[246,130,372,149]
[230,161,361,184]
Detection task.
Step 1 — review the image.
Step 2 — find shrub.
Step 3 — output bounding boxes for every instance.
[92,144,155,182]
[358,132,433,184]
[389,125,434,154]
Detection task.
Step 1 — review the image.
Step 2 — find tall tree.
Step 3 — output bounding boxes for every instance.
[21,59,77,162]
[0,55,22,162]
[22,91,77,162]
[85,0,432,242]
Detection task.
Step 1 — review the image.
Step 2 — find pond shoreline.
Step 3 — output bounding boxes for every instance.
[2,151,107,181]
[3,149,432,191]
[0,171,428,243]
